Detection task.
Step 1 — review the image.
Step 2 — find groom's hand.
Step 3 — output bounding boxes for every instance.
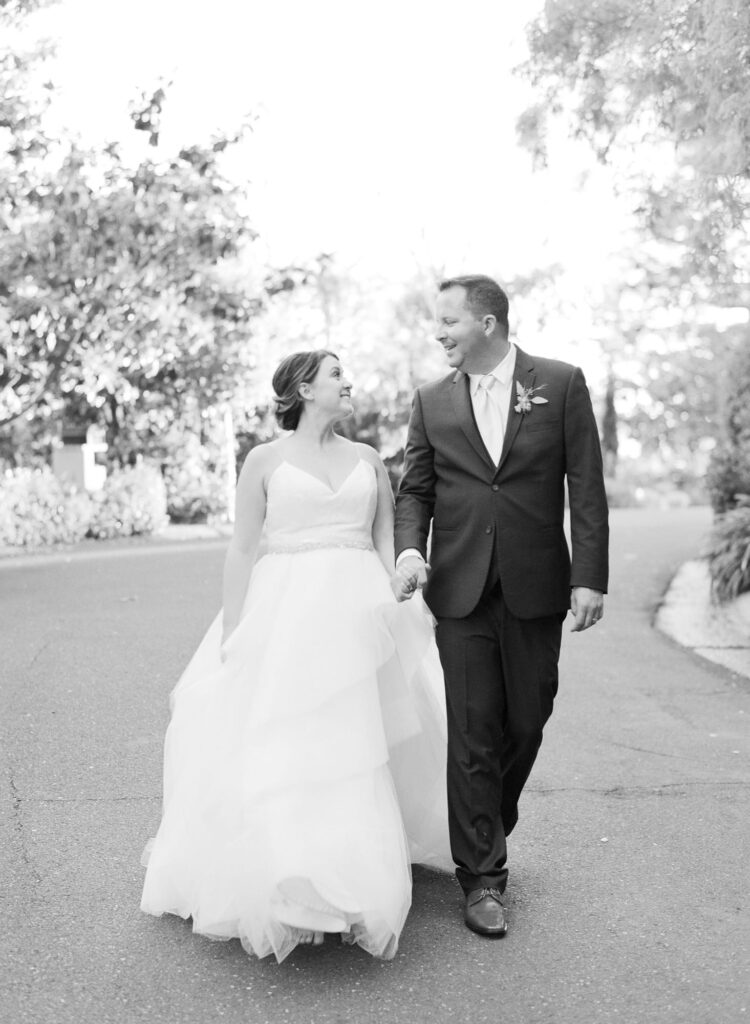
[570,587,604,632]
[391,567,418,602]
[397,555,429,590]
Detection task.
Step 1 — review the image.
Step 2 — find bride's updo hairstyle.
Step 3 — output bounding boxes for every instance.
[272,349,339,431]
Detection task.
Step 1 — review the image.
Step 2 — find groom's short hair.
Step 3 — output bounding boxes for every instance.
[439,275,509,336]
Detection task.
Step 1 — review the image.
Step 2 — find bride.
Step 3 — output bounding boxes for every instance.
[140,350,450,962]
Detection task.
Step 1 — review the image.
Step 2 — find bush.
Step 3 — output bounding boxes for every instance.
[705,443,750,514]
[88,462,168,539]
[165,474,226,523]
[0,467,92,548]
[704,499,750,604]
[707,340,750,513]
[163,435,228,523]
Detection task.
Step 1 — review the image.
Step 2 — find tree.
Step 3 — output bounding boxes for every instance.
[0,0,59,220]
[0,2,266,467]
[1,133,261,463]
[519,0,750,186]
[518,0,750,300]
[0,0,56,147]
[517,0,750,481]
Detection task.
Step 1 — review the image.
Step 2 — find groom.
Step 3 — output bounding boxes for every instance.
[395,275,609,937]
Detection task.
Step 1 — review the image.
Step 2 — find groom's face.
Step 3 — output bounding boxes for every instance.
[435,286,488,372]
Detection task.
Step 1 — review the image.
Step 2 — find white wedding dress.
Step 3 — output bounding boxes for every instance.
[140,458,451,962]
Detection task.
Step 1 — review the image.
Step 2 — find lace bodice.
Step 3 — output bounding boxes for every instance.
[264,459,377,553]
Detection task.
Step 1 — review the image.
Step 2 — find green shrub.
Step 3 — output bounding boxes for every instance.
[163,435,228,523]
[88,462,168,539]
[166,480,225,523]
[706,443,750,514]
[0,467,92,547]
[704,499,750,604]
[707,340,750,513]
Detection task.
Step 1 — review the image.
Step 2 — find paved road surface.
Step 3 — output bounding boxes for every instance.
[1,507,748,1024]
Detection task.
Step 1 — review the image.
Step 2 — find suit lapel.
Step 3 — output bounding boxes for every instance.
[450,371,496,471]
[496,347,536,474]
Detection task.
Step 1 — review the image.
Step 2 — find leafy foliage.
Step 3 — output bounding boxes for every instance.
[163,431,229,523]
[0,466,91,546]
[0,2,266,470]
[0,139,260,459]
[518,0,750,287]
[706,341,750,512]
[520,0,750,180]
[704,499,750,603]
[0,459,171,546]
[87,462,168,539]
[517,0,750,480]
[706,445,750,515]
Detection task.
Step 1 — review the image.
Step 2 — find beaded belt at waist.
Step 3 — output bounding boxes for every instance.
[265,540,374,555]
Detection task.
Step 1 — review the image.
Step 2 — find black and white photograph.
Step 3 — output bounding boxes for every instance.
[1,0,749,1021]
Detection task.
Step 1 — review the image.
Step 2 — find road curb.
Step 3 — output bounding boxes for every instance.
[656,559,750,680]
[0,523,233,569]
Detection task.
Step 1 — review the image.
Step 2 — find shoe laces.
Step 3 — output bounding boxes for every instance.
[469,887,504,905]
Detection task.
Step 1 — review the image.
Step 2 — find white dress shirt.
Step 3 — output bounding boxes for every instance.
[468,344,517,463]
[397,344,517,569]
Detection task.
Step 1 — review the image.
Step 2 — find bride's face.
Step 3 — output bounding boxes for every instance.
[306,356,354,420]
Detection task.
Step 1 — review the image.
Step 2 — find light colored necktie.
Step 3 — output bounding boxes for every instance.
[476,374,504,464]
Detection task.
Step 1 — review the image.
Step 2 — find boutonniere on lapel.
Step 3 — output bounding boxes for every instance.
[514,381,549,415]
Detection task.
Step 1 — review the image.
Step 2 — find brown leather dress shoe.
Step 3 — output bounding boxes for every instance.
[464,887,508,937]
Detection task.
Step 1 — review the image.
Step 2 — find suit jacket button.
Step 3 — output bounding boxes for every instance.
[491,484,499,492]
[485,525,493,534]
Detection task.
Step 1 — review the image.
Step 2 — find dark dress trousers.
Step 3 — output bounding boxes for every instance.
[395,347,609,893]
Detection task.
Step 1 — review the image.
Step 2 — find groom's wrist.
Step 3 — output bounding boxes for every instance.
[396,548,424,568]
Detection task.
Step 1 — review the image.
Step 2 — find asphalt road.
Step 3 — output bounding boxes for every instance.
[1,507,748,1024]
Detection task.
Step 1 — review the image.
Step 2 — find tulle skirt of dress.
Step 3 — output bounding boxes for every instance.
[140,546,451,963]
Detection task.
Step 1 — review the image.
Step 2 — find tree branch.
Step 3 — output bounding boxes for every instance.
[0,325,83,427]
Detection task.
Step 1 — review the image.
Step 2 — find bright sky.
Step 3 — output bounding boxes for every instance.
[35,0,631,285]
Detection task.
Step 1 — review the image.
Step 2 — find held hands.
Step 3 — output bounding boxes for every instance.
[391,566,419,602]
[390,557,429,603]
[397,556,429,590]
[570,587,604,632]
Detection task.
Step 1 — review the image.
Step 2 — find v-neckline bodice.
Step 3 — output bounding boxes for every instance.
[280,459,364,495]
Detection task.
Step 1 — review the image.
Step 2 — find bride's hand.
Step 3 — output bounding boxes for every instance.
[390,568,418,603]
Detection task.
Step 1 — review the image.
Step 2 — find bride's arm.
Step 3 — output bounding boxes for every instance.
[358,445,396,572]
[358,445,414,601]
[221,447,270,647]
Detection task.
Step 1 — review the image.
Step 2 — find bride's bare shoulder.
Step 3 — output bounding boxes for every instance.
[238,439,285,485]
[353,441,384,470]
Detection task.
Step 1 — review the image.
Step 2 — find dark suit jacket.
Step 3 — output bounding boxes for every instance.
[394,347,609,620]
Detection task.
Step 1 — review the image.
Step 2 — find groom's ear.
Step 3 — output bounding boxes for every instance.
[482,314,497,335]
